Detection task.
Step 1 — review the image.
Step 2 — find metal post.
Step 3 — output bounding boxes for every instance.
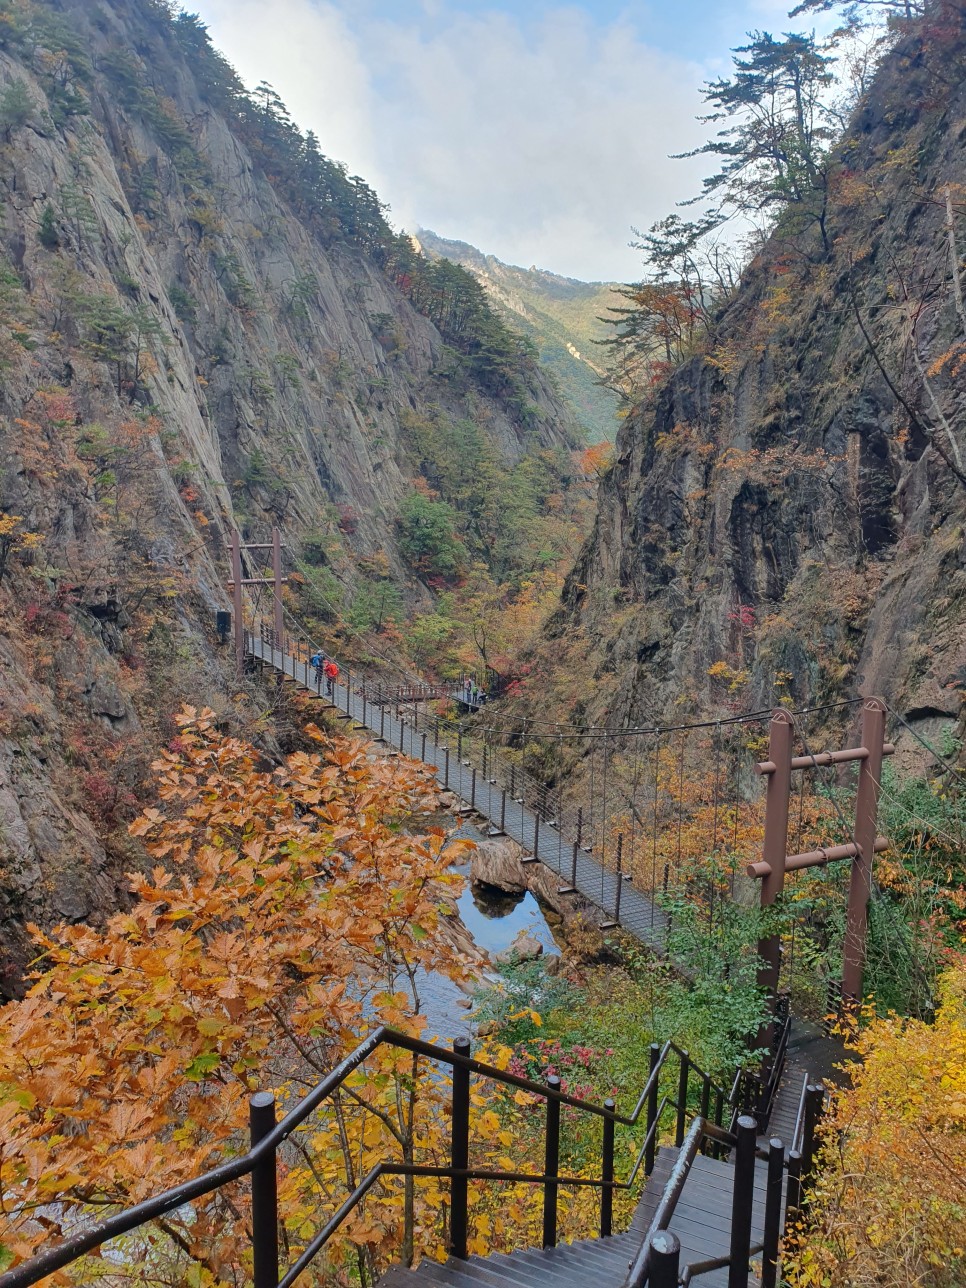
[445,747,450,790]
[421,732,427,762]
[576,806,583,849]
[510,765,516,798]
[645,1042,660,1176]
[458,730,463,762]
[231,531,245,680]
[843,698,887,1005]
[560,838,579,895]
[450,1037,470,1259]
[614,833,624,921]
[534,811,540,857]
[362,690,367,727]
[785,1149,803,1236]
[601,1099,615,1238]
[500,789,506,832]
[676,1050,689,1147]
[380,705,386,741]
[649,1231,681,1288]
[271,527,283,644]
[471,767,477,809]
[699,1075,711,1151]
[543,1076,561,1248]
[757,710,794,1046]
[728,1115,758,1288]
[761,1137,785,1288]
[401,718,406,754]
[249,1092,278,1288]
[800,1084,824,1200]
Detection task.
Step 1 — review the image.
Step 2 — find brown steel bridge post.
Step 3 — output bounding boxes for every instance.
[757,710,794,1047]
[271,526,284,644]
[842,698,887,1007]
[231,530,244,679]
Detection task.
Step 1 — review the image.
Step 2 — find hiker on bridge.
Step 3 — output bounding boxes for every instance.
[323,658,339,697]
[310,650,325,683]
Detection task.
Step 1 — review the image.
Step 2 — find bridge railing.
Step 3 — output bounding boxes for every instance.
[248,623,899,1018]
[2,1022,772,1288]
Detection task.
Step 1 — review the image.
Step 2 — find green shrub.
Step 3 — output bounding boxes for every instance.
[396,491,465,581]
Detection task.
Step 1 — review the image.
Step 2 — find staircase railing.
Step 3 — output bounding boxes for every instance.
[624,1114,768,1288]
[1,1019,768,1288]
[626,1093,823,1288]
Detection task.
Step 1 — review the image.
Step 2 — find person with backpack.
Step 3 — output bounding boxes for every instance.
[323,658,339,698]
[310,651,325,684]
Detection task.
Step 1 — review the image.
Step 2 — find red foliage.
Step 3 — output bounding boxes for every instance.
[81,772,132,827]
[728,604,756,630]
[23,602,73,637]
[335,503,358,535]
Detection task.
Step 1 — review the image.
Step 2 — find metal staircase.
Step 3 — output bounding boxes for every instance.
[1,1014,829,1288]
[2,632,847,1288]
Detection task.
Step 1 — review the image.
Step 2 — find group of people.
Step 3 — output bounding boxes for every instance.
[461,678,487,706]
[310,651,340,697]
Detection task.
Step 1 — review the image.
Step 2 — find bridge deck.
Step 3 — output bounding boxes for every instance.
[248,639,668,955]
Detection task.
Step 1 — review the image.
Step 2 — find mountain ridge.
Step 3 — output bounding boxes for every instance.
[415,227,622,440]
[0,0,583,991]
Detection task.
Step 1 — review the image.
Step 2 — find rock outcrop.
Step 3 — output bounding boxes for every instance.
[471,836,570,915]
[0,0,581,990]
[550,14,966,746]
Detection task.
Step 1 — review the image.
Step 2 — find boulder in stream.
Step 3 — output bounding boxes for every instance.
[495,929,545,964]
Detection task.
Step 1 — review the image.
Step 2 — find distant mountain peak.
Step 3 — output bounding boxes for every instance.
[413,228,623,440]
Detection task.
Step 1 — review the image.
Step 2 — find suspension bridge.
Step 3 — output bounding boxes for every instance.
[2,533,948,1288]
[247,628,670,953]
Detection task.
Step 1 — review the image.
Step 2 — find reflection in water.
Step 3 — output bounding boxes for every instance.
[453,863,559,958]
[471,883,526,920]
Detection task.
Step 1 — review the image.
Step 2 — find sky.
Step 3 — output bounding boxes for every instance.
[190,0,824,282]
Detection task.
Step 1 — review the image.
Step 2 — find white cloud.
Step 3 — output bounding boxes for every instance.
[191,2,722,280]
[195,0,384,187]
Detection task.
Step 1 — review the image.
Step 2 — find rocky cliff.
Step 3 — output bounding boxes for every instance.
[0,0,581,992]
[550,11,966,744]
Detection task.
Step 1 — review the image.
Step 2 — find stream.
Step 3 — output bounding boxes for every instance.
[415,824,560,1042]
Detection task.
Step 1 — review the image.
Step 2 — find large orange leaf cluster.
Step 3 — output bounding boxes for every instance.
[0,708,473,1283]
[788,957,966,1288]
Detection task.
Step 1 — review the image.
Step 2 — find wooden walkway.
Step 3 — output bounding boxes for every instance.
[248,637,669,955]
[380,1144,767,1287]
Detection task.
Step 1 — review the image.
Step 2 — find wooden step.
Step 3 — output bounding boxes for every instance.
[378,1232,638,1286]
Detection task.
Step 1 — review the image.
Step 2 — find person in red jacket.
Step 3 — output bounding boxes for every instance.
[323,658,339,698]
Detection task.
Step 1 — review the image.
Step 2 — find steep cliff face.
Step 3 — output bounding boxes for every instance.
[554,14,966,741]
[0,0,580,991]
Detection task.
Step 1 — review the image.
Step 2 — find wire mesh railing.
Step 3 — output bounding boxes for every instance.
[248,608,942,1017]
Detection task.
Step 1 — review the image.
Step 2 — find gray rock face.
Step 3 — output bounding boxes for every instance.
[554,28,966,753]
[0,0,582,991]
[470,837,528,894]
[495,930,544,964]
[470,837,571,915]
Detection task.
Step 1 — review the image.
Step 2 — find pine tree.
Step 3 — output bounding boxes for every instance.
[0,79,32,140]
[37,203,59,250]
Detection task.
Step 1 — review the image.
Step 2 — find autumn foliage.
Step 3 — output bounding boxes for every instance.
[788,956,966,1288]
[0,710,622,1284]
[0,709,477,1283]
